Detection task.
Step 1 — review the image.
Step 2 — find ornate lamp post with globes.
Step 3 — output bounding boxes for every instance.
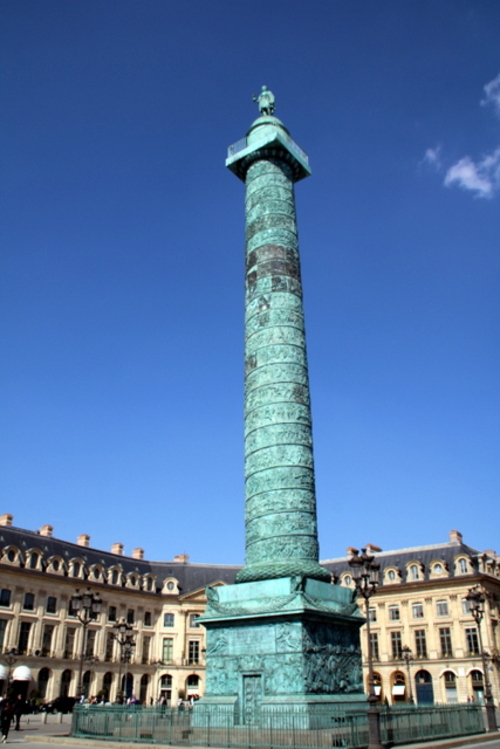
[401,645,414,704]
[348,548,383,749]
[465,586,497,732]
[70,588,103,699]
[113,619,136,703]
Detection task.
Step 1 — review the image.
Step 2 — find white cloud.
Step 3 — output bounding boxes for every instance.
[481,73,500,118]
[432,73,500,199]
[422,146,442,170]
[444,155,496,198]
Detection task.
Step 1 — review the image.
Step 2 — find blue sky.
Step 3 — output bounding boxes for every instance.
[1,1,499,565]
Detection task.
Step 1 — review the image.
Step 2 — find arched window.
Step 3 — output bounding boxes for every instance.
[72,562,81,578]
[60,669,72,698]
[443,671,457,703]
[159,674,172,706]
[187,674,199,688]
[29,553,39,570]
[410,564,419,580]
[140,674,149,704]
[458,558,468,574]
[470,670,484,703]
[82,670,92,698]
[123,672,134,699]
[415,670,433,704]
[102,672,113,701]
[38,667,51,699]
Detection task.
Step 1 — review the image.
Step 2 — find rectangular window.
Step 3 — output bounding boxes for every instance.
[388,605,400,621]
[391,631,402,659]
[465,627,479,656]
[85,630,96,658]
[41,624,55,656]
[64,627,76,659]
[163,613,174,627]
[0,620,7,651]
[436,600,449,617]
[412,603,424,619]
[189,614,201,628]
[127,609,135,625]
[462,598,471,615]
[144,611,152,627]
[142,637,151,665]
[0,590,11,607]
[18,622,31,655]
[415,629,427,658]
[108,606,117,622]
[23,593,35,611]
[68,599,77,617]
[188,640,200,664]
[105,633,114,662]
[162,637,173,664]
[46,597,57,614]
[439,627,453,658]
[370,632,379,661]
[368,608,377,622]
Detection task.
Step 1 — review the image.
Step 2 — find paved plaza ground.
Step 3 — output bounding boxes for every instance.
[7,712,499,749]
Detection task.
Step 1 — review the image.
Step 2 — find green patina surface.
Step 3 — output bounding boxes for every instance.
[230,112,328,584]
[200,95,364,719]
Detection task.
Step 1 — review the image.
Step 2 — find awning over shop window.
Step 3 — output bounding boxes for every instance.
[12,666,31,681]
[392,685,406,695]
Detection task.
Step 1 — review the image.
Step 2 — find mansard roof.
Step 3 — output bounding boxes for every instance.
[321,538,484,583]
[0,523,239,595]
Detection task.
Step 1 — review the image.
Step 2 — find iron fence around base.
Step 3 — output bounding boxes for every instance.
[72,703,485,749]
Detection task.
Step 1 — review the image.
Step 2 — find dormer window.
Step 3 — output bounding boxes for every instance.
[410,564,419,580]
[458,558,468,574]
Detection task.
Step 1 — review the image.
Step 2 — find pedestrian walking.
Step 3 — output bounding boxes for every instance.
[0,699,14,743]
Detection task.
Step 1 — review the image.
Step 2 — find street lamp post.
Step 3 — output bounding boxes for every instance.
[113,620,136,703]
[349,548,383,749]
[1,648,18,696]
[401,646,414,704]
[70,588,103,700]
[465,586,497,732]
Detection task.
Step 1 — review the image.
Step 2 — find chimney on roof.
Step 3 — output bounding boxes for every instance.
[40,524,53,537]
[366,544,382,554]
[77,534,90,547]
[111,543,124,556]
[346,547,358,558]
[132,547,144,560]
[449,529,463,545]
[0,514,13,527]
[173,553,189,563]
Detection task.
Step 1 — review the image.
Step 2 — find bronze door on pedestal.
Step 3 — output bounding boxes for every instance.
[243,675,262,725]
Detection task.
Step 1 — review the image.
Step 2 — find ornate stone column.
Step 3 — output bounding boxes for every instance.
[198,92,364,722]
[228,109,329,584]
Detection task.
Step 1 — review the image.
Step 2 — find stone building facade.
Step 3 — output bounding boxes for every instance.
[0,515,498,707]
[0,513,238,705]
[322,530,500,706]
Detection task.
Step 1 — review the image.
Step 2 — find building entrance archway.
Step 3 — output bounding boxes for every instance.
[415,670,434,704]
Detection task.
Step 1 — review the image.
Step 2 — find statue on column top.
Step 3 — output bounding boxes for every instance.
[253,85,275,116]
